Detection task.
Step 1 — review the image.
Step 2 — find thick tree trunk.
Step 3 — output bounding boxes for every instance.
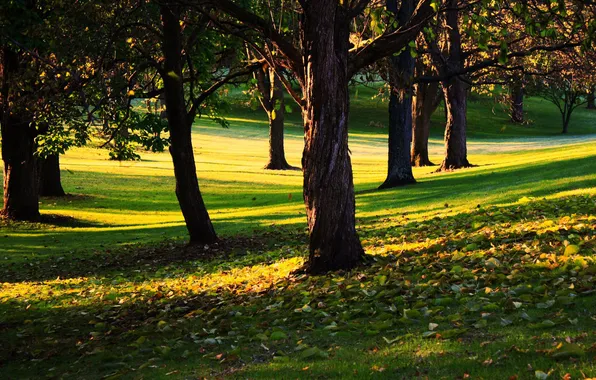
[587,87,595,110]
[38,154,66,197]
[510,79,524,123]
[160,5,217,245]
[439,77,471,171]
[1,46,40,221]
[1,115,40,220]
[301,1,364,273]
[379,0,416,189]
[411,81,440,167]
[264,70,293,170]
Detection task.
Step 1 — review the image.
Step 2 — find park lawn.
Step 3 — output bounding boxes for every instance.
[0,94,596,379]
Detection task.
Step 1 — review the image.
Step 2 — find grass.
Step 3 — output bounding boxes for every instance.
[0,90,595,379]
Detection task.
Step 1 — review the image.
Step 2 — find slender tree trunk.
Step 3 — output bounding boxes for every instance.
[510,79,524,123]
[160,5,217,244]
[437,0,472,172]
[38,154,65,197]
[264,70,293,170]
[300,1,364,273]
[411,81,440,167]
[379,0,416,189]
[587,86,595,110]
[1,46,40,221]
[439,77,471,171]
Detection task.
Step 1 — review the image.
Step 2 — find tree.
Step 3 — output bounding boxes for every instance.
[529,49,595,134]
[379,0,417,189]
[587,85,595,109]
[38,155,65,197]
[253,65,295,170]
[420,0,596,171]
[208,0,437,273]
[1,0,115,218]
[411,56,441,167]
[104,1,263,244]
[509,75,525,123]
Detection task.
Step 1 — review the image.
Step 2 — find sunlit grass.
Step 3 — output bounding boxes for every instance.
[0,92,595,379]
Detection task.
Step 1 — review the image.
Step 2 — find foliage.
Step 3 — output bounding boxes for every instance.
[0,89,595,377]
[1,194,594,378]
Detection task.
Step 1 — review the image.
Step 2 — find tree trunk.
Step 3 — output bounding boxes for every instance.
[439,77,471,171]
[264,70,293,170]
[379,0,416,189]
[300,1,364,273]
[411,81,440,167]
[510,79,524,123]
[1,115,40,220]
[1,46,40,221]
[437,0,471,172]
[587,87,595,110]
[160,5,217,245]
[38,154,66,197]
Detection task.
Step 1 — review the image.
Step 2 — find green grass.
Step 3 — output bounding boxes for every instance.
[0,91,595,379]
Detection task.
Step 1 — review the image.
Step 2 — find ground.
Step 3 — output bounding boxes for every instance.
[0,91,595,379]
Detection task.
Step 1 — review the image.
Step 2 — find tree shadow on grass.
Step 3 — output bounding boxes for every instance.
[0,225,308,283]
[1,217,594,379]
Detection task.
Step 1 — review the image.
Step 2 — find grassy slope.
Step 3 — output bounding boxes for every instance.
[0,91,595,379]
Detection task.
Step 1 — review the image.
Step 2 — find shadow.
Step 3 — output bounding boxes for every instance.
[1,226,308,283]
[354,155,596,222]
[1,195,594,378]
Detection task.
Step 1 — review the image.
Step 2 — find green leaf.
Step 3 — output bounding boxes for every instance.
[270,331,287,341]
[551,343,585,359]
[300,347,329,360]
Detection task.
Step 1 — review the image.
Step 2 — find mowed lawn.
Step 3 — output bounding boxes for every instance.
[0,93,595,379]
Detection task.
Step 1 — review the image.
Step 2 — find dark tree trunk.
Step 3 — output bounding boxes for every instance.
[587,87,595,110]
[160,5,217,244]
[379,0,416,189]
[411,80,440,167]
[300,1,364,274]
[436,0,471,172]
[263,69,293,170]
[510,79,524,123]
[1,47,40,221]
[440,77,471,171]
[38,154,65,197]
[1,115,40,220]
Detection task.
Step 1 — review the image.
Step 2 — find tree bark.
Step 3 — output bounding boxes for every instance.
[379,0,416,189]
[440,77,471,170]
[587,86,595,110]
[38,154,66,197]
[160,5,217,244]
[300,1,364,273]
[1,115,40,220]
[262,69,293,170]
[510,79,524,123]
[1,46,40,221]
[436,0,472,172]
[411,80,440,167]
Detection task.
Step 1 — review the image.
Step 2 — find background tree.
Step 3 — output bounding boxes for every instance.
[379,0,417,189]
[587,85,595,109]
[0,0,100,218]
[420,0,596,171]
[254,65,295,170]
[411,56,442,166]
[528,49,596,133]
